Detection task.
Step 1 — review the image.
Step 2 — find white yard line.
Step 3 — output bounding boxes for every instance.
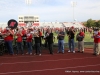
[0,64,100,75]
[1,56,98,65]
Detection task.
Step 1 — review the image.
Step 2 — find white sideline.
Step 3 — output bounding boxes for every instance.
[0,64,100,75]
[1,56,98,65]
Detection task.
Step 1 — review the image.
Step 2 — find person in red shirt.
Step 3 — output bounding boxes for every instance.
[76,29,85,53]
[92,29,98,55]
[1,27,14,55]
[21,27,27,47]
[38,29,42,46]
[26,29,33,55]
[95,29,100,56]
[15,28,24,55]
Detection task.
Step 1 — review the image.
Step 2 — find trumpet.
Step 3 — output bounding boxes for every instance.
[32,31,39,37]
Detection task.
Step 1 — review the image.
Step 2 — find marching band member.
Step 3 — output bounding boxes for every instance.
[92,29,100,56]
[33,30,41,56]
[21,27,27,47]
[57,28,65,54]
[76,29,85,53]
[38,29,43,46]
[45,29,54,54]
[15,28,24,55]
[92,29,98,55]
[1,27,14,55]
[26,29,33,55]
[96,29,100,56]
[67,26,76,53]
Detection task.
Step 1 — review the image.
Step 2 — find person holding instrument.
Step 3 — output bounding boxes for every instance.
[57,28,65,54]
[15,28,24,55]
[26,29,33,55]
[45,29,54,54]
[1,27,14,55]
[67,26,76,53]
[34,30,41,56]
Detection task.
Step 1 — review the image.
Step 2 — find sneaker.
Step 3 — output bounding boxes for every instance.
[30,53,32,55]
[82,51,84,53]
[39,54,41,56]
[68,50,71,52]
[22,54,24,55]
[26,52,29,54]
[34,53,36,55]
[73,51,75,53]
[57,51,59,53]
[78,51,80,52]
[50,53,54,55]
[96,53,99,56]
[62,52,64,54]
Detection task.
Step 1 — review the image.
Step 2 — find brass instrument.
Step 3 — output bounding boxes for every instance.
[0,32,10,38]
[32,31,39,37]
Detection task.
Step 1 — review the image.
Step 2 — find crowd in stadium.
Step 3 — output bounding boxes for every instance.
[0,26,100,56]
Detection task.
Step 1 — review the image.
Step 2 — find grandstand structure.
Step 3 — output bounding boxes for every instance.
[39,22,85,29]
[0,15,85,28]
[18,15,39,27]
[0,22,85,29]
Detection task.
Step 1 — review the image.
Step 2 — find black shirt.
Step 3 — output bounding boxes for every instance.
[67,30,75,39]
[58,31,65,40]
[34,37,40,43]
[46,33,53,44]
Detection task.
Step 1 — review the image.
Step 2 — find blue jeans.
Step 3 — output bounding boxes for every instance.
[69,39,75,51]
[27,42,32,53]
[16,42,23,54]
[58,40,64,53]
[5,41,14,54]
[35,43,41,54]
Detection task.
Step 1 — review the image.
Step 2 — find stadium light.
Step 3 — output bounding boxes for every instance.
[55,20,57,23]
[25,0,32,14]
[25,0,32,5]
[71,1,77,22]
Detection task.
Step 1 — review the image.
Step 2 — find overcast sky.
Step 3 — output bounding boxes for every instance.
[0,0,100,22]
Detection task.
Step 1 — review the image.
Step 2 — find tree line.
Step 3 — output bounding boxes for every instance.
[83,19,100,28]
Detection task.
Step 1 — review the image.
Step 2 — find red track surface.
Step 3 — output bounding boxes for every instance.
[0,48,100,75]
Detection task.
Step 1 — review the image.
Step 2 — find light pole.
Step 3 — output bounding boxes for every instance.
[71,1,77,23]
[25,0,32,5]
[25,0,32,27]
[25,0,32,15]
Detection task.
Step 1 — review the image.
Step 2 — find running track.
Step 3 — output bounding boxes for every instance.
[0,48,100,75]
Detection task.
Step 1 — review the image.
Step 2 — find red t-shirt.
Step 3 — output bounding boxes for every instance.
[26,33,32,42]
[80,32,84,36]
[16,34,22,42]
[22,30,26,36]
[94,37,98,43]
[39,31,42,36]
[3,30,14,41]
[97,32,100,43]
